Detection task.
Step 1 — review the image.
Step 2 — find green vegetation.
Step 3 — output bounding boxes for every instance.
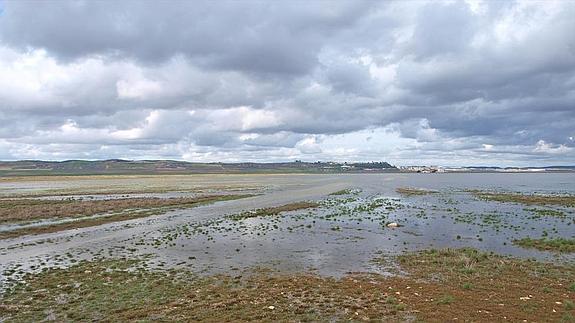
[0,259,410,322]
[513,237,575,253]
[226,202,319,221]
[391,248,575,321]
[525,207,566,218]
[2,248,574,322]
[436,294,455,305]
[472,191,575,207]
[396,187,437,196]
[393,248,574,283]
[462,282,473,290]
[328,189,353,196]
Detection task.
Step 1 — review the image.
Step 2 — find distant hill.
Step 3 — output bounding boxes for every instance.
[0,160,397,176]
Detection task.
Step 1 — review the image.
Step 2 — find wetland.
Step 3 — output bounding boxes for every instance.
[0,173,574,321]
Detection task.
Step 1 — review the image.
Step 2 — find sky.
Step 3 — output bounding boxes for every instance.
[0,0,574,166]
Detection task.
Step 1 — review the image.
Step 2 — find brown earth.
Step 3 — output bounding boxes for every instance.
[0,195,251,239]
[0,195,251,224]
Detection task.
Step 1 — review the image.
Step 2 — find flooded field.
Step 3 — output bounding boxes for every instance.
[1,173,574,321]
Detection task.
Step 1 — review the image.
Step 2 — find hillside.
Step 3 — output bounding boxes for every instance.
[0,160,397,176]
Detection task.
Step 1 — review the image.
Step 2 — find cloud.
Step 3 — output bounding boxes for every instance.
[0,0,573,166]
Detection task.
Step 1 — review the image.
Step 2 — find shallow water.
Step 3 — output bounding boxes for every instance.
[1,173,574,288]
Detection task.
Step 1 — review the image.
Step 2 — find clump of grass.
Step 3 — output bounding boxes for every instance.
[396,187,437,196]
[227,201,319,221]
[436,294,455,305]
[329,189,353,196]
[395,248,494,280]
[513,237,575,253]
[462,282,473,290]
[524,208,565,218]
[472,191,575,207]
[389,247,575,287]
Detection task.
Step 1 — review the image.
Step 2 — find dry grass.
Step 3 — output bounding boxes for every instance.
[0,195,250,224]
[0,195,251,239]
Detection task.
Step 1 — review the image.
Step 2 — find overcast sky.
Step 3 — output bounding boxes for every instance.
[0,0,573,166]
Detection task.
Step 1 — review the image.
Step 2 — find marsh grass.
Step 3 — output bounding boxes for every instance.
[396,187,437,196]
[513,237,575,253]
[2,248,574,322]
[328,189,353,196]
[0,195,252,239]
[0,195,252,224]
[226,202,319,221]
[524,207,566,218]
[472,191,575,207]
[0,260,408,322]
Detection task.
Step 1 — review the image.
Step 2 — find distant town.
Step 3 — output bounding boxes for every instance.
[399,165,575,173]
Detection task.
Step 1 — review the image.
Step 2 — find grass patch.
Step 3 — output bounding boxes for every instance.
[436,294,455,305]
[328,189,353,196]
[227,201,319,221]
[462,282,473,290]
[0,195,252,224]
[472,191,575,207]
[0,259,410,322]
[396,187,437,196]
[524,207,566,218]
[513,237,575,253]
[3,248,574,322]
[387,248,575,321]
[0,195,252,239]
[393,248,574,281]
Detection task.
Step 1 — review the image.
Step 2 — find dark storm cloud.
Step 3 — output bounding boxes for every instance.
[0,1,374,75]
[0,0,573,165]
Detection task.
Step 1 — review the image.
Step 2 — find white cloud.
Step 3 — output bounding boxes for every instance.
[0,1,573,166]
[116,78,163,100]
[533,140,573,155]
